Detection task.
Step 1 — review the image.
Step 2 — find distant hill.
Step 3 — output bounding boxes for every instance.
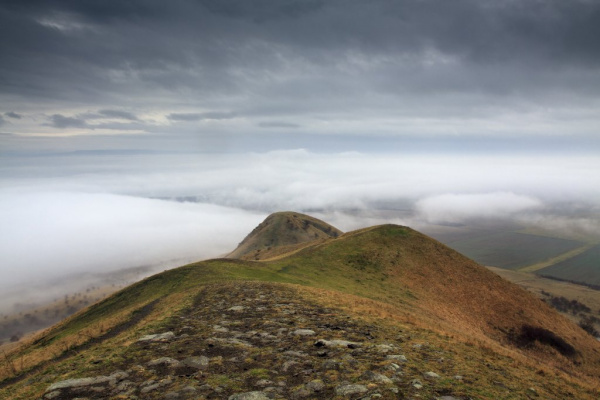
[2,213,599,399]
[227,211,342,260]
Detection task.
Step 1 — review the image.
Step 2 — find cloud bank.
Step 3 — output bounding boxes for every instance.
[415,192,543,224]
[0,191,264,290]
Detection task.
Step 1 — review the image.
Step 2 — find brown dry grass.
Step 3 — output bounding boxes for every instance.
[288,283,600,396]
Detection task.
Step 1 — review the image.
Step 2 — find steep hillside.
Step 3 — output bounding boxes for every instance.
[227,211,342,260]
[1,214,599,399]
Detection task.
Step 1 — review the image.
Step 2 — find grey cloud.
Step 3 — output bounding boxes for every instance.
[258,121,300,129]
[5,111,22,119]
[98,109,138,120]
[0,115,4,126]
[1,0,600,141]
[167,112,237,121]
[46,114,88,129]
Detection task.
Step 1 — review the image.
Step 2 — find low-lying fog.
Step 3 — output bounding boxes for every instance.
[1,150,599,315]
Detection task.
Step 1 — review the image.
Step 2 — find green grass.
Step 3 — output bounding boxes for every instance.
[439,231,584,270]
[537,244,600,286]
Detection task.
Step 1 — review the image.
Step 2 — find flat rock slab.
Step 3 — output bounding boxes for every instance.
[228,391,270,400]
[137,331,175,342]
[335,384,368,396]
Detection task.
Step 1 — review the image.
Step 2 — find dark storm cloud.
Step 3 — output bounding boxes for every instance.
[46,114,88,129]
[98,109,138,121]
[1,0,599,139]
[5,111,22,119]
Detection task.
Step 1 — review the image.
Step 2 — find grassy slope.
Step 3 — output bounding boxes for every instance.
[538,244,600,285]
[2,225,600,398]
[227,211,342,260]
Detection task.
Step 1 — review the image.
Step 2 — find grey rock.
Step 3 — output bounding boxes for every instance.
[361,371,393,384]
[411,379,423,389]
[228,391,270,400]
[227,306,245,312]
[147,357,183,368]
[255,379,274,387]
[385,354,407,362]
[183,356,209,369]
[137,331,175,342]
[180,385,198,394]
[292,329,316,336]
[387,363,401,372]
[165,392,180,399]
[46,377,110,392]
[213,325,229,333]
[291,387,311,398]
[375,344,395,353]
[321,360,342,370]
[283,350,306,358]
[140,383,161,394]
[209,337,254,347]
[314,339,361,348]
[335,384,368,396]
[305,380,325,392]
[45,371,129,393]
[424,371,441,379]
[282,360,299,372]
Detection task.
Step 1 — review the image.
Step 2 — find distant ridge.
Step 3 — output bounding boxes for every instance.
[227,211,342,260]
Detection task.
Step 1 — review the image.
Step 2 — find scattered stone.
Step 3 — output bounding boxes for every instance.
[335,384,369,396]
[314,339,361,348]
[282,360,299,372]
[147,357,183,368]
[424,371,441,379]
[228,391,270,400]
[361,370,393,384]
[283,350,306,358]
[411,379,423,389]
[375,344,395,353]
[385,354,407,362]
[44,370,129,397]
[255,379,274,387]
[209,337,254,347]
[305,379,325,392]
[321,359,342,370]
[213,325,230,333]
[182,356,209,369]
[137,331,175,342]
[292,329,316,336]
[227,306,245,312]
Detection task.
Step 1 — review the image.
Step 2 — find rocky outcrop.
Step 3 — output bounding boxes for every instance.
[42,282,461,399]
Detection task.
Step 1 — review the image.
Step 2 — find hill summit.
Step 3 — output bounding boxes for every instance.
[2,212,600,399]
[227,211,342,260]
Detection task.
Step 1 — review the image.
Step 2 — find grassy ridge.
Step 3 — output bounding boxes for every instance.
[2,223,600,399]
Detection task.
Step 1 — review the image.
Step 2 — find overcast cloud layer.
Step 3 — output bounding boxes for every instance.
[0,1,599,303]
[1,0,600,148]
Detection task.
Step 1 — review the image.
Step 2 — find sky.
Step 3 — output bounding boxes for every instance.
[0,1,599,300]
